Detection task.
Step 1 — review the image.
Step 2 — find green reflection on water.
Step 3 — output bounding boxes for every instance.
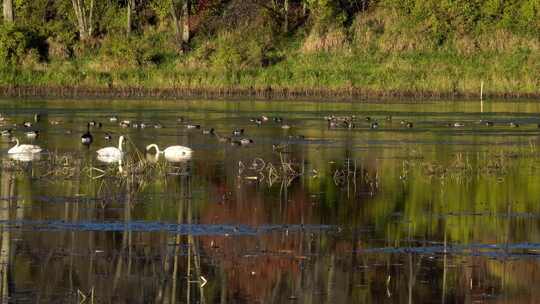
[1,98,540,303]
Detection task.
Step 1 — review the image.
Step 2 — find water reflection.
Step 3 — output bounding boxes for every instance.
[1,99,540,302]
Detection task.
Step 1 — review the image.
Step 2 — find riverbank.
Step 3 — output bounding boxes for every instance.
[1,1,538,100]
[1,84,539,101]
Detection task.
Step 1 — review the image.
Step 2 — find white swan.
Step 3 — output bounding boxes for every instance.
[8,138,42,154]
[146,144,193,162]
[9,152,41,162]
[96,135,125,162]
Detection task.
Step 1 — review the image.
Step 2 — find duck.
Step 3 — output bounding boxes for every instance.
[89,121,102,128]
[281,124,291,130]
[239,138,253,145]
[81,123,93,145]
[405,122,413,128]
[104,133,112,141]
[370,122,379,129]
[8,137,42,154]
[261,115,269,122]
[96,135,125,161]
[25,130,39,139]
[146,144,193,162]
[202,128,215,135]
[186,124,200,129]
[510,122,519,128]
[1,129,12,137]
[33,113,41,122]
[273,117,283,123]
[109,116,118,122]
[23,121,33,128]
[485,121,494,127]
[451,122,465,127]
[120,120,130,128]
[232,129,244,136]
[154,123,163,129]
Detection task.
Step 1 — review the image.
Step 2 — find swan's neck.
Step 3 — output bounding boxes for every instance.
[147,144,161,154]
[13,138,19,148]
[118,136,124,151]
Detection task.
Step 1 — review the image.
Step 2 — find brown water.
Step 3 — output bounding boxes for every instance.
[2,99,540,303]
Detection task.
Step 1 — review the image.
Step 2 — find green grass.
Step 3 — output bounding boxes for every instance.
[2,47,536,98]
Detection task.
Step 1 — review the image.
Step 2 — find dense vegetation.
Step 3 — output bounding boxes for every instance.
[0,0,539,97]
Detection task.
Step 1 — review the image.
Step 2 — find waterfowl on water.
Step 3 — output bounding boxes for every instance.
[109,116,118,122]
[450,122,465,127]
[232,129,244,136]
[120,120,130,128]
[25,130,39,139]
[365,116,371,121]
[96,136,125,161]
[23,121,33,128]
[202,128,215,135]
[239,138,253,145]
[273,117,283,123]
[186,124,200,129]
[405,122,413,128]
[104,133,112,141]
[34,114,41,122]
[370,122,379,129]
[89,121,101,127]
[510,122,519,127]
[146,144,193,162]
[8,137,42,154]
[386,115,392,121]
[281,124,291,130]
[1,129,12,137]
[261,115,269,122]
[154,123,163,129]
[485,121,494,127]
[81,123,93,145]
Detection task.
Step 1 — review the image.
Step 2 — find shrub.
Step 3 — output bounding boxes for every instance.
[0,25,46,67]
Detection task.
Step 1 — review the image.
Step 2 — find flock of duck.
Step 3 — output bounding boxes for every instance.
[0,111,536,163]
[0,112,283,163]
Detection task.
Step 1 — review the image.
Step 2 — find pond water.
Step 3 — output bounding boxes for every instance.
[1,99,540,303]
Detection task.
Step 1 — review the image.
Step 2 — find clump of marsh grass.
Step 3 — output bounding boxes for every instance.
[238,152,303,187]
[85,137,189,187]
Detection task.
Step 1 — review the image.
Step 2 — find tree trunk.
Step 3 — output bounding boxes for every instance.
[170,1,182,50]
[181,0,190,46]
[71,0,94,41]
[3,0,13,23]
[284,0,289,32]
[127,0,133,35]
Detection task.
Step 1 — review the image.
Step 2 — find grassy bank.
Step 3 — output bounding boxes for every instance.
[0,1,538,99]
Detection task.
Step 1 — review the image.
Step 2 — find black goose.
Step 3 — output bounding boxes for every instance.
[81,123,93,145]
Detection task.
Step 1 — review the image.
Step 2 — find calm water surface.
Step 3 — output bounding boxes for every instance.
[1,99,540,303]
